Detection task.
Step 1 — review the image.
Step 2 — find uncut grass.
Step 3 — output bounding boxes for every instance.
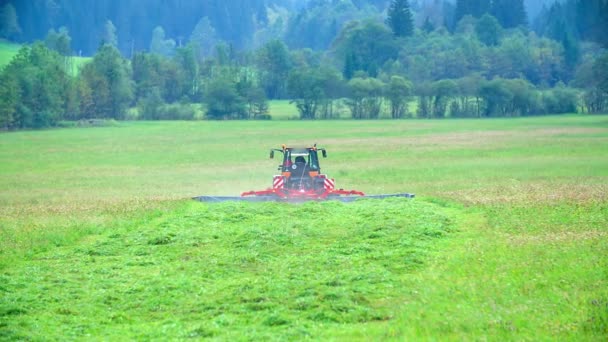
[389,202,608,340]
[1,199,453,340]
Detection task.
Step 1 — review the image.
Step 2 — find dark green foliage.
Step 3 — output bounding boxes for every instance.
[431,79,458,117]
[288,66,344,119]
[0,43,69,128]
[45,27,71,56]
[387,0,414,37]
[80,45,133,119]
[284,0,365,51]
[491,0,528,29]
[386,75,412,118]
[455,0,491,23]
[576,0,608,47]
[189,17,218,58]
[346,77,385,119]
[422,17,435,33]
[256,40,292,99]
[10,0,266,55]
[149,26,176,57]
[0,73,20,129]
[582,52,608,113]
[541,83,580,114]
[475,14,502,46]
[236,76,269,119]
[333,20,399,78]
[0,3,20,39]
[478,78,541,117]
[205,77,246,119]
[415,79,459,118]
[102,20,118,48]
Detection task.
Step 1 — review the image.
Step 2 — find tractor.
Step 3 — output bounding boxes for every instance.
[194,144,414,202]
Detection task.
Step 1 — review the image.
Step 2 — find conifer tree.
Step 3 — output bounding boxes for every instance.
[491,0,528,29]
[387,0,414,37]
[455,0,491,23]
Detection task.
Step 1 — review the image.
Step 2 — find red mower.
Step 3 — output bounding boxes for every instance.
[194,144,414,202]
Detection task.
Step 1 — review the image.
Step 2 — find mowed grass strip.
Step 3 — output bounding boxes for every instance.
[0,199,453,340]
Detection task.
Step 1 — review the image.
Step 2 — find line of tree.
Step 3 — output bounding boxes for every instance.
[1,0,607,129]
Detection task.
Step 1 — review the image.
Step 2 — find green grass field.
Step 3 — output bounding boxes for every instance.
[0,40,90,75]
[0,41,20,67]
[1,116,607,339]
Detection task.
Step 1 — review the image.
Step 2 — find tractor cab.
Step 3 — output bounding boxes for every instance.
[270,145,327,190]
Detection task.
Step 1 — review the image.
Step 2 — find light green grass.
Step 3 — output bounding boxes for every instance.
[0,41,20,67]
[0,40,90,75]
[69,56,91,76]
[268,99,419,120]
[268,99,300,119]
[1,115,607,339]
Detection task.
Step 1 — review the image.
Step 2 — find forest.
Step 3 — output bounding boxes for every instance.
[0,0,607,128]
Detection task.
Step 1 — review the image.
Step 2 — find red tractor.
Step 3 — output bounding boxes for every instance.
[241,144,365,200]
[194,144,414,202]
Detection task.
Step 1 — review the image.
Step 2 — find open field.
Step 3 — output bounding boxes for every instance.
[1,115,607,339]
[0,41,20,67]
[0,41,90,75]
[267,99,419,120]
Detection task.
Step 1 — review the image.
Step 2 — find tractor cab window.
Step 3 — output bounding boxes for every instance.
[308,151,319,171]
[284,148,320,172]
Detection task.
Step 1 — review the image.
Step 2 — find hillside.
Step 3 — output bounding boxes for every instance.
[4,0,560,55]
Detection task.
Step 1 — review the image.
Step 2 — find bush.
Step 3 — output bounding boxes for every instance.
[138,88,198,120]
[542,86,580,114]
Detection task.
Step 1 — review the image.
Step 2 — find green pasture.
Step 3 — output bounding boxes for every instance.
[267,99,419,120]
[0,40,90,75]
[1,116,607,339]
[0,41,20,67]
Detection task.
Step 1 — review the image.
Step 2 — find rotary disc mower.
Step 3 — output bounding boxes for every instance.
[193,144,415,203]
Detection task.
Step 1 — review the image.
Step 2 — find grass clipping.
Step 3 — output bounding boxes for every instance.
[1,198,454,340]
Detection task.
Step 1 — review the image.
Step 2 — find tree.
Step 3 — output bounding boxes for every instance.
[45,27,72,56]
[422,17,435,33]
[455,74,484,117]
[288,67,344,120]
[190,17,218,58]
[475,14,502,46]
[0,43,68,128]
[387,0,414,37]
[0,74,20,129]
[491,0,528,29]
[102,20,118,47]
[479,79,512,117]
[431,79,458,118]
[0,3,21,40]
[386,76,412,118]
[345,77,385,119]
[576,0,608,47]
[150,26,176,56]
[80,44,133,119]
[256,40,292,99]
[455,0,491,23]
[332,20,399,78]
[139,87,165,120]
[174,44,201,100]
[205,77,246,119]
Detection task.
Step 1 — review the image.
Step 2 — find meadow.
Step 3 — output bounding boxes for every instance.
[0,41,90,76]
[0,115,607,340]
